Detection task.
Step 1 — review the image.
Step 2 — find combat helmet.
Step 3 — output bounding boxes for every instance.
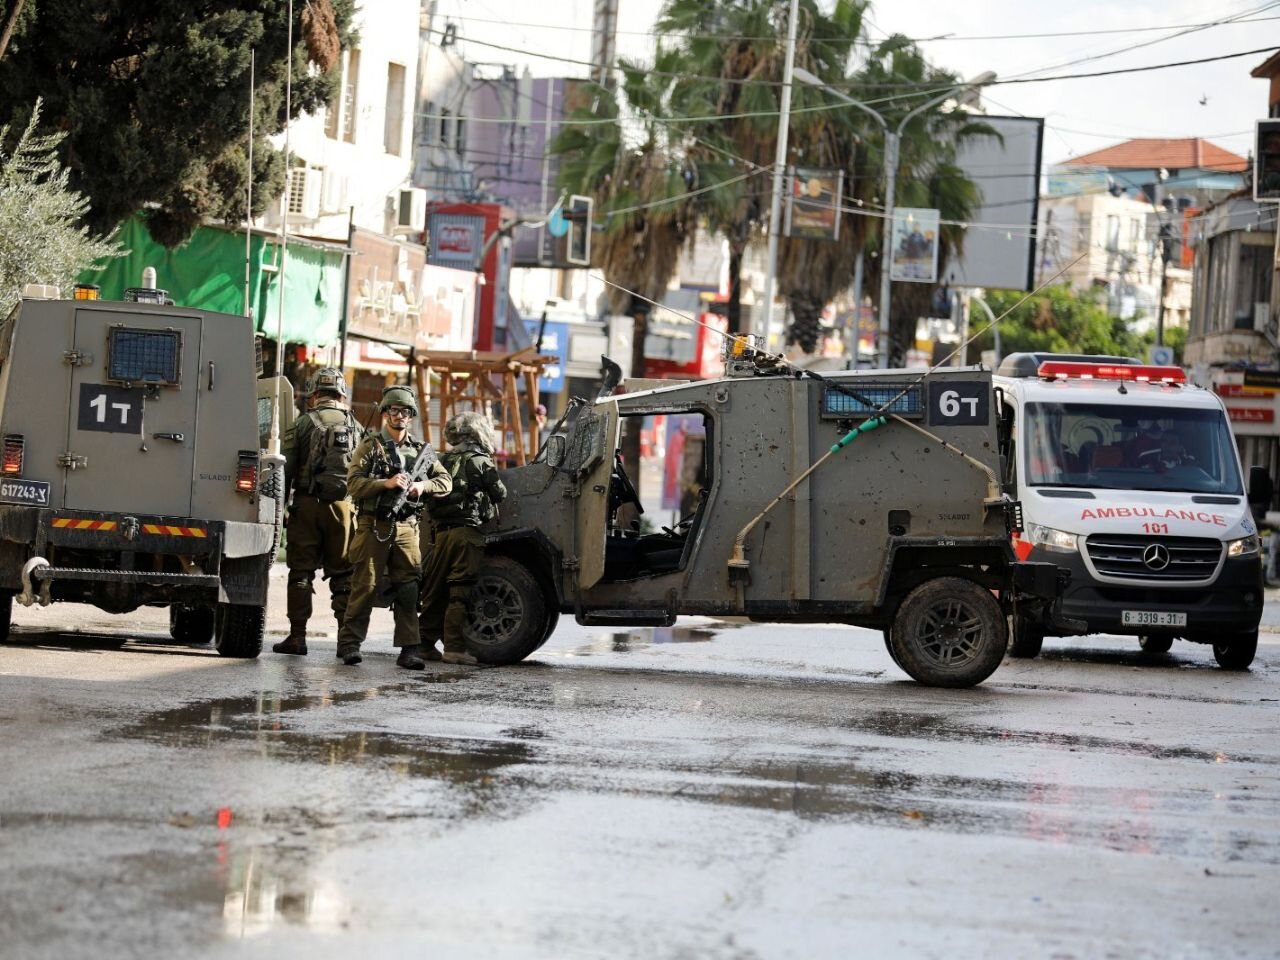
[379,385,418,417]
[311,366,349,400]
[444,410,497,454]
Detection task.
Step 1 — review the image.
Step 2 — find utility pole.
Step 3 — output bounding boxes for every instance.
[591,0,618,88]
[759,0,800,349]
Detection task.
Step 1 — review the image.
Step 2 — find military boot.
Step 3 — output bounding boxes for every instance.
[272,621,308,656]
[442,649,479,666]
[395,645,426,670]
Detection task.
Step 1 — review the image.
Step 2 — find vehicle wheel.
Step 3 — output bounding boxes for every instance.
[1008,613,1044,659]
[0,590,11,643]
[882,627,903,669]
[464,556,547,665]
[169,604,215,645]
[1138,634,1174,654]
[535,604,561,651]
[214,603,264,659]
[890,577,1007,688]
[1213,630,1258,671]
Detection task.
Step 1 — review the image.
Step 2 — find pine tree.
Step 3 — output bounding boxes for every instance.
[0,99,118,315]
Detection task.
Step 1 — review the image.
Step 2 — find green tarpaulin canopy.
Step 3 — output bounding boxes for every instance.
[83,216,345,347]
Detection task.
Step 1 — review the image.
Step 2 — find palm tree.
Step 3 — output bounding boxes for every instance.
[553,55,705,495]
[849,38,995,363]
[656,0,866,342]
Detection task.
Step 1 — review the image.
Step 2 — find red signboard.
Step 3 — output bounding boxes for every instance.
[1214,383,1274,398]
[1227,406,1275,423]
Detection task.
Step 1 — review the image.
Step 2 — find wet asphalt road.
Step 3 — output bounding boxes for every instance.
[1,578,1278,959]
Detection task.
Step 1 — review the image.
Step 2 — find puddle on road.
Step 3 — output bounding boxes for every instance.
[570,623,738,657]
[118,684,535,786]
[843,710,1269,765]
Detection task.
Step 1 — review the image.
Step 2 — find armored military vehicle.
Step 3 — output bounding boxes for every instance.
[0,283,287,656]
[459,350,1063,687]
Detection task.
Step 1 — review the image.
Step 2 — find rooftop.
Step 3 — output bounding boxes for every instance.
[1062,138,1248,174]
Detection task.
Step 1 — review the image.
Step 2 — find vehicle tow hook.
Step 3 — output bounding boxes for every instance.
[18,556,52,607]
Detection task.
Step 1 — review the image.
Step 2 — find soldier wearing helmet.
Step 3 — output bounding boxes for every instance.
[335,385,452,668]
[275,367,360,657]
[420,411,507,665]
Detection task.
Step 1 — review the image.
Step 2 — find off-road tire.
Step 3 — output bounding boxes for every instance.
[170,605,216,646]
[214,603,265,659]
[1213,630,1258,671]
[535,605,561,651]
[1138,634,1174,654]
[0,590,11,643]
[890,577,1007,687]
[464,556,548,665]
[882,628,903,669]
[1008,613,1044,659]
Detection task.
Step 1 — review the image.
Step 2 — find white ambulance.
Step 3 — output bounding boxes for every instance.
[994,354,1269,669]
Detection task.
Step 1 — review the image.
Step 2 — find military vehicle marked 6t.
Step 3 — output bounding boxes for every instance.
[461,353,1062,687]
[0,285,286,656]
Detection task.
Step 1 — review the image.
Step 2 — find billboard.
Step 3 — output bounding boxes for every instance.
[889,207,940,283]
[784,168,844,240]
[947,115,1045,292]
[1255,119,1280,202]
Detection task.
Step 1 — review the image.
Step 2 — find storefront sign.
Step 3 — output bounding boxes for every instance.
[427,214,485,267]
[1227,407,1275,424]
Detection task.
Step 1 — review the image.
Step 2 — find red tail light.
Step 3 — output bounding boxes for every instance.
[236,451,258,493]
[2,435,24,475]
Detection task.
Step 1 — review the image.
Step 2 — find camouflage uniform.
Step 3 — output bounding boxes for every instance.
[421,413,507,658]
[336,426,451,661]
[279,398,358,645]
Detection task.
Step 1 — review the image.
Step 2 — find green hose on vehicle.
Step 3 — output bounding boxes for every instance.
[830,415,887,454]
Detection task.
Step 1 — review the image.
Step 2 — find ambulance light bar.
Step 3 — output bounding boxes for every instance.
[1037,361,1186,384]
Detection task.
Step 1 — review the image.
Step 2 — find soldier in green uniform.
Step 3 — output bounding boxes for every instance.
[421,411,507,665]
[336,386,452,668]
[274,367,360,656]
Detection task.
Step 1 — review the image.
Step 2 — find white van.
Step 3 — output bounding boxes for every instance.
[994,354,1269,669]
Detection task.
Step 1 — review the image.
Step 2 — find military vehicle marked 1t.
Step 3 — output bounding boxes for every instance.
[458,346,1064,687]
[0,281,287,656]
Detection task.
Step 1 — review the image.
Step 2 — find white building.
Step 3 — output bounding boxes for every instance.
[1037,191,1190,330]
[264,0,424,243]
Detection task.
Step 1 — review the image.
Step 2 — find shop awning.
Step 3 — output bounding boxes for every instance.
[82,216,347,347]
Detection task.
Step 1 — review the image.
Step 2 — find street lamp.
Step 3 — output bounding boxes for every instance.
[793,67,995,368]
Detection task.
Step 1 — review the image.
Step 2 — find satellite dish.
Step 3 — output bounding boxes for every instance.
[547,204,569,238]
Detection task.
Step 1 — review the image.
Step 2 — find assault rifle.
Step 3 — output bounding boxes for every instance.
[381,443,440,522]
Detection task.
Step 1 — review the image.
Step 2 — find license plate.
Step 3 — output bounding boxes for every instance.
[1122,610,1187,627]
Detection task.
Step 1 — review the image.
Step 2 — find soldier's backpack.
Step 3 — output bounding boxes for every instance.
[305,411,357,501]
[428,450,496,525]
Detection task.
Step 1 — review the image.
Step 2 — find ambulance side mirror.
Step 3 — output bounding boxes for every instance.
[1248,466,1272,509]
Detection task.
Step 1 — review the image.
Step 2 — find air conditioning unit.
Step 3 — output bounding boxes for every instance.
[391,186,428,236]
[321,169,349,215]
[285,166,322,222]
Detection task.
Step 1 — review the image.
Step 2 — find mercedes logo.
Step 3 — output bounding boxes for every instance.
[1143,543,1171,571]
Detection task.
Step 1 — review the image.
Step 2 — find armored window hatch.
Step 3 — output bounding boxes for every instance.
[107,326,182,385]
[822,382,923,419]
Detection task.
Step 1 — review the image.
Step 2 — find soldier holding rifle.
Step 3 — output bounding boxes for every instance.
[335,386,451,668]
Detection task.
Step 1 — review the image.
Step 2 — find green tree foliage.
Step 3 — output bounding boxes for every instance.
[0,100,118,315]
[0,0,355,247]
[968,285,1150,362]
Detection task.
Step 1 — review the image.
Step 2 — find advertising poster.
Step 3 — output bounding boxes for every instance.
[889,207,940,283]
[784,168,843,240]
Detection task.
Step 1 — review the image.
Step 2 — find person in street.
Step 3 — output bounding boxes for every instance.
[274,367,360,656]
[420,411,507,666]
[335,386,452,668]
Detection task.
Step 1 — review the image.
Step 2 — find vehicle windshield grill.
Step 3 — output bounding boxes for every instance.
[1085,534,1222,582]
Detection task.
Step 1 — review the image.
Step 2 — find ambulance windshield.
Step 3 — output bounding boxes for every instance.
[1023,402,1243,495]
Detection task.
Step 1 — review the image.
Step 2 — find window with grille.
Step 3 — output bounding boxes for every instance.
[107,327,182,385]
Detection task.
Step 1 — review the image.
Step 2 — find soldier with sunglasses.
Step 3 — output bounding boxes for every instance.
[335,386,451,668]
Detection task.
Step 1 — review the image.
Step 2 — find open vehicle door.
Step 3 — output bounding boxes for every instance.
[570,400,620,590]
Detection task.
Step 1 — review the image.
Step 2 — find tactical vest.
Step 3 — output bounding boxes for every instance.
[302,407,357,502]
[427,450,495,527]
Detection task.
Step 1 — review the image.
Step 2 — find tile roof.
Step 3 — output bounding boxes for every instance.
[1061,138,1247,173]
